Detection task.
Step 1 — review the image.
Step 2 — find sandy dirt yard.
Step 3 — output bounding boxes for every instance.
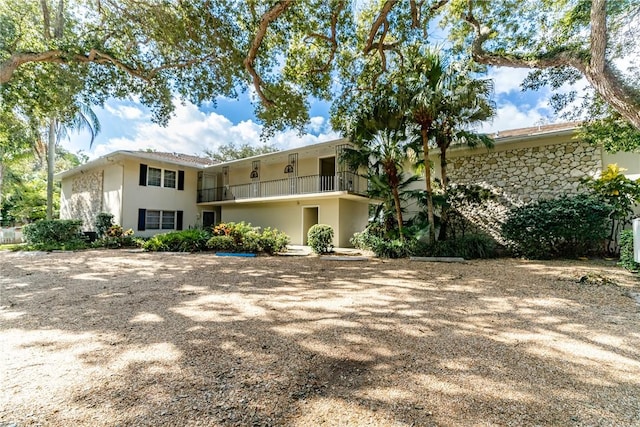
[1,250,640,427]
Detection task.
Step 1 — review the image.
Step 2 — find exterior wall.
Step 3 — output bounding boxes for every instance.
[60,169,104,231]
[120,158,200,237]
[339,199,370,246]
[103,164,124,225]
[221,197,357,246]
[442,139,601,203]
[421,134,604,241]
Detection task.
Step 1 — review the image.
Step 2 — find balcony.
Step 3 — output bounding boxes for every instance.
[197,171,369,203]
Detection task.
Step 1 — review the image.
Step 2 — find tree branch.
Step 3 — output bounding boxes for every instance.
[305,1,344,74]
[464,0,640,129]
[363,0,397,54]
[243,0,294,107]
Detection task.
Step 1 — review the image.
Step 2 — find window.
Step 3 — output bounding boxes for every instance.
[148,167,162,187]
[145,210,161,229]
[140,164,182,189]
[138,209,183,231]
[163,170,176,188]
[161,211,176,229]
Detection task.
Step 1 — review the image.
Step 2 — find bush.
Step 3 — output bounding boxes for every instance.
[501,194,610,259]
[351,228,412,258]
[413,234,498,259]
[618,229,640,271]
[23,219,87,250]
[99,225,136,248]
[206,222,290,254]
[143,229,211,252]
[206,235,235,251]
[308,224,334,254]
[95,212,115,238]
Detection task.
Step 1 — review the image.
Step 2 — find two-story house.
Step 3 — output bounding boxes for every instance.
[56,139,373,247]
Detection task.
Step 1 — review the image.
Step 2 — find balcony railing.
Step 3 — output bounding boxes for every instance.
[197,171,369,203]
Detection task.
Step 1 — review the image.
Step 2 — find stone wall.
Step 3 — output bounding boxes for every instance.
[69,170,104,231]
[444,141,602,241]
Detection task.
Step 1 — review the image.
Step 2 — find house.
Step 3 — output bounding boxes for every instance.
[57,122,640,247]
[57,151,217,238]
[56,140,373,247]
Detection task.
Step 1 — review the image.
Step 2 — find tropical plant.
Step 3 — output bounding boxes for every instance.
[340,91,419,238]
[582,164,640,254]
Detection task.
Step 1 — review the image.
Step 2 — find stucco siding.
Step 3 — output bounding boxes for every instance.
[339,199,370,247]
[120,159,200,236]
[221,197,350,246]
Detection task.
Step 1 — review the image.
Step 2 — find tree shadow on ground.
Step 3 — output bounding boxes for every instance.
[1,251,640,426]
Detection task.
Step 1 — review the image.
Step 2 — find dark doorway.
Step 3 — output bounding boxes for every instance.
[202,211,216,229]
[319,157,335,191]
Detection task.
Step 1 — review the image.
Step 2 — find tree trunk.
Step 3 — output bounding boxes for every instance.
[46,118,56,220]
[386,163,404,238]
[0,154,4,225]
[438,145,448,241]
[421,126,435,244]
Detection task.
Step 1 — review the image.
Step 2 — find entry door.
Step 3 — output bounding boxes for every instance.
[319,157,335,191]
[302,207,319,245]
[202,211,216,229]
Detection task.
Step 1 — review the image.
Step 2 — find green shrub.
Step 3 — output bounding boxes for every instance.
[618,229,640,271]
[308,224,334,254]
[206,222,290,254]
[259,227,290,255]
[351,228,412,258]
[501,194,610,259]
[99,225,136,248]
[95,212,115,238]
[143,229,211,252]
[23,219,87,250]
[206,235,235,251]
[413,234,497,259]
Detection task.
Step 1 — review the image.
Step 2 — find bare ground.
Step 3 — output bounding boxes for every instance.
[1,250,640,427]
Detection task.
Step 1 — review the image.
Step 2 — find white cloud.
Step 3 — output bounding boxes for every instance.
[81,99,341,160]
[479,102,545,134]
[487,67,532,95]
[104,103,146,120]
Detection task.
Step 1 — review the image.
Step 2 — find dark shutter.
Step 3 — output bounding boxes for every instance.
[177,170,185,191]
[138,209,146,231]
[176,210,184,230]
[139,164,148,186]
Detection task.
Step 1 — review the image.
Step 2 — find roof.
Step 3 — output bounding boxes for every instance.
[493,121,581,139]
[121,151,217,167]
[55,150,217,180]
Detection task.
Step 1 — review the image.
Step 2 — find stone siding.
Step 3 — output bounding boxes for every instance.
[69,171,104,231]
[445,141,602,241]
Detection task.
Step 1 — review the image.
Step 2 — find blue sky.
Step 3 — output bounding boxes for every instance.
[66,66,572,160]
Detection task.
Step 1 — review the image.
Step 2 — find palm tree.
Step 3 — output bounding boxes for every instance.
[401,46,446,244]
[341,93,416,238]
[45,104,100,219]
[434,67,496,239]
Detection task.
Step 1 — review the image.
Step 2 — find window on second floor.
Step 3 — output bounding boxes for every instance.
[139,164,185,190]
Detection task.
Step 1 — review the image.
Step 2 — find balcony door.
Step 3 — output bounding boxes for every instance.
[319,156,335,191]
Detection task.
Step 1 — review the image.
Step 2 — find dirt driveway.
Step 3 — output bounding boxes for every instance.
[1,250,640,426]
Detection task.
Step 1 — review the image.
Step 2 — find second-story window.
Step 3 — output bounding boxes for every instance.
[147,167,177,188]
[148,167,162,186]
[164,170,176,188]
[140,164,184,190]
